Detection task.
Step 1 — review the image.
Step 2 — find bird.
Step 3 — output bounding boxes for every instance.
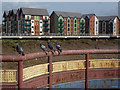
[16,43,25,56]
[56,43,62,54]
[47,41,55,54]
[40,43,49,55]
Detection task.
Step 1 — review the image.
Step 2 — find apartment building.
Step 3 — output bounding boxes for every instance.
[98,16,119,35]
[82,14,99,35]
[2,8,49,35]
[50,11,84,35]
[50,11,99,36]
[2,11,9,33]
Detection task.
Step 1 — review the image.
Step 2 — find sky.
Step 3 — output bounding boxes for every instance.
[1,1,119,24]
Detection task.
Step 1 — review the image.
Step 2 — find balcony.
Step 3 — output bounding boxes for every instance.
[24,23,31,25]
[58,24,64,28]
[43,19,49,22]
[24,28,31,31]
[2,24,6,27]
[80,22,85,25]
[80,25,85,28]
[2,20,6,22]
[43,28,49,32]
[58,28,64,32]
[43,23,49,26]
[58,20,64,23]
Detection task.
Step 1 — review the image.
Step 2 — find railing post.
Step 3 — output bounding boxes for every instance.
[85,53,89,90]
[48,55,52,90]
[18,60,23,90]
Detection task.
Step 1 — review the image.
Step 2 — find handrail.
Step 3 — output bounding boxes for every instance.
[1,49,120,89]
[1,49,120,62]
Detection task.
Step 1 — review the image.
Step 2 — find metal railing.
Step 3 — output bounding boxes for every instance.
[0,49,120,90]
[1,32,120,36]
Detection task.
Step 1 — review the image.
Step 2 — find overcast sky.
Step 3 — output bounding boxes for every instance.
[1,2,119,24]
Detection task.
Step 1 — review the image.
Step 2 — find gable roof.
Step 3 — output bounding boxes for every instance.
[12,9,17,14]
[98,16,117,21]
[82,14,95,19]
[53,11,82,18]
[3,11,9,17]
[20,8,49,16]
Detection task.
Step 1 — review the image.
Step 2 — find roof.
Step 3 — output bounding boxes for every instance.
[98,16,117,21]
[3,11,9,17]
[12,9,17,14]
[54,11,82,18]
[20,8,49,16]
[9,10,12,16]
[82,14,95,19]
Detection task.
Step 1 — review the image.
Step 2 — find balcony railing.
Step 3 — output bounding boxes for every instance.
[58,20,64,23]
[0,49,120,89]
[80,22,85,24]
[58,28,64,31]
[24,23,31,25]
[43,23,49,26]
[43,28,49,31]
[43,19,49,22]
[58,24,64,28]
[24,28,31,30]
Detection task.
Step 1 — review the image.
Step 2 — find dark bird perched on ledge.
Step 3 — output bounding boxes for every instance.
[47,41,55,54]
[40,43,49,55]
[16,43,25,56]
[56,43,62,54]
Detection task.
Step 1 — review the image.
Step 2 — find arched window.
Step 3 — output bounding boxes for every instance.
[75,24,77,27]
[75,20,76,23]
[60,19,62,22]
[68,24,70,27]
[68,19,70,23]
[68,28,70,31]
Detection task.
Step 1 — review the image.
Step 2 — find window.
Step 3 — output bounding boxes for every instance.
[32,21,34,23]
[68,28,70,31]
[32,31,34,33]
[35,26,36,30]
[75,24,77,27]
[75,20,76,23]
[45,17,47,20]
[96,21,97,24]
[27,16,29,20]
[68,24,70,27]
[75,28,76,31]
[68,19,70,23]
[40,21,42,23]
[32,26,34,28]
[60,19,62,22]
